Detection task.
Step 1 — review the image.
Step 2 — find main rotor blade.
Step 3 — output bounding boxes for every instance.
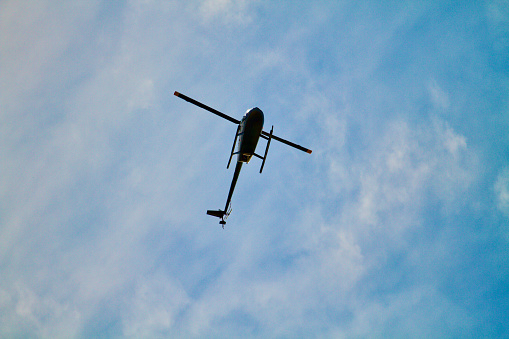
[262,130,312,154]
[174,91,240,124]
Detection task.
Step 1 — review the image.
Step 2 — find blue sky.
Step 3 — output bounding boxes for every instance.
[1,0,508,337]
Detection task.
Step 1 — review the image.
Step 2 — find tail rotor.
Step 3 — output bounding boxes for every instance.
[207,205,231,228]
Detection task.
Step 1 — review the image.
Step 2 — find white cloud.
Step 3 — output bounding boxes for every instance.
[347,285,474,337]
[0,284,81,338]
[0,1,100,110]
[442,125,467,156]
[495,168,509,217]
[198,0,254,25]
[486,0,509,51]
[122,273,190,338]
[332,118,472,242]
[428,79,450,110]
[0,0,506,337]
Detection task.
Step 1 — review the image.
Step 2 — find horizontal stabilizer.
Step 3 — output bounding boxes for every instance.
[207,210,226,218]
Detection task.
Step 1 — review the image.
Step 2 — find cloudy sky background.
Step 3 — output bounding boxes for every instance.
[1,0,508,337]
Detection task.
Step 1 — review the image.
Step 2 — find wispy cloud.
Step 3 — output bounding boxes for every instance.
[1,0,508,337]
[496,168,509,217]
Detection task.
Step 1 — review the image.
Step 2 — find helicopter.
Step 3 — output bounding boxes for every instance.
[174,91,312,228]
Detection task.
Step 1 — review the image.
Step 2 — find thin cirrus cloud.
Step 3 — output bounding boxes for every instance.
[1,0,508,337]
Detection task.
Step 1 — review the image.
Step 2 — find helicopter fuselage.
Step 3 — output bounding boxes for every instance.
[237,107,264,163]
